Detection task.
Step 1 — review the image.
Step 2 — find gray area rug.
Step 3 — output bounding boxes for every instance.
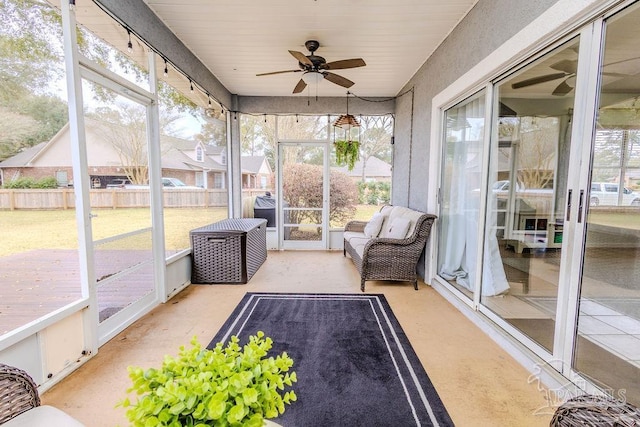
[208,293,453,427]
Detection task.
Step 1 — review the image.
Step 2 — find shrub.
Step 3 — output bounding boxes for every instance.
[120,332,297,427]
[283,163,358,226]
[3,176,59,189]
[357,181,390,205]
[3,177,36,189]
[32,177,58,188]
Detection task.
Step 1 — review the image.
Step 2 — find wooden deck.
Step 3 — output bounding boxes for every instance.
[0,249,155,335]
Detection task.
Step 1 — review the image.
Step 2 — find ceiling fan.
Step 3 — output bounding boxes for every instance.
[511,57,640,96]
[256,40,366,94]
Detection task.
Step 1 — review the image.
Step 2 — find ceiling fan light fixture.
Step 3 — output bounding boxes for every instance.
[301,71,324,85]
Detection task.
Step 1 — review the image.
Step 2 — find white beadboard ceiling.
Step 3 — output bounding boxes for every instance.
[142,0,479,97]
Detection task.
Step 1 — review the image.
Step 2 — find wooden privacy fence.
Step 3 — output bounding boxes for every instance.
[0,188,233,210]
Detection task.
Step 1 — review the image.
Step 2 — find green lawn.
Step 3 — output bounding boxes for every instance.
[0,205,381,256]
[0,207,227,256]
[327,204,380,228]
[353,204,381,221]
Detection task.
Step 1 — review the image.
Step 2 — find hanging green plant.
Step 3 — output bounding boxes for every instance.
[334,140,359,171]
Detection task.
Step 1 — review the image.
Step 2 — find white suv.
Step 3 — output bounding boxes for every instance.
[589,182,640,206]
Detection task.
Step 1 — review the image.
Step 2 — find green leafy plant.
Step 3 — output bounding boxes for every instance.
[119,332,297,427]
[357,181,390,205]
[334,139,360,171]
[2,176,58,189]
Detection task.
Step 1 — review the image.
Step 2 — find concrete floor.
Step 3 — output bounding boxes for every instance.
[42,251,553,426]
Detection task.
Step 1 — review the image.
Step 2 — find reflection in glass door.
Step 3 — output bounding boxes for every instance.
[278,143,328,249]
[574,5,640,406]
[82,80,156,325]
[480,36,580,354]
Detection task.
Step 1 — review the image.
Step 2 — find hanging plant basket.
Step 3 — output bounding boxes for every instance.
[334,139,359,171]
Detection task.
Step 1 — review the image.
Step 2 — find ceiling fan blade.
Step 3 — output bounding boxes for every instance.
[511,72,568,89]
[289,50,313,67]
[325,58,366,70]
[323,72,355,88]
[552,79,573,96]
[602,57,640,75]
[256,69,301,76]
[293,79,307,94]
[550,59,577,74]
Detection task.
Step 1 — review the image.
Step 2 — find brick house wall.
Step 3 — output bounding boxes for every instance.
[1,167,74,186]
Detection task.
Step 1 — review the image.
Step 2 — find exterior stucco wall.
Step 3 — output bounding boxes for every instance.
[393,0,560,211]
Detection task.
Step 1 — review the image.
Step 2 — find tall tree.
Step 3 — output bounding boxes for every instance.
[0,0,63,103]
[355,115,393,182]
[88,102,184,184]
[91,104,149,184]
[195,117,227,147]
[240,115,277,170]
[0,0,70,160]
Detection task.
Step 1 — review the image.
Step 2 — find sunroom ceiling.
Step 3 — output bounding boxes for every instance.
[141,0,479,98]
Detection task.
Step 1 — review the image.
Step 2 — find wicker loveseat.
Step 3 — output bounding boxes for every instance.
[0,363,84,426]
[343,205,437,291]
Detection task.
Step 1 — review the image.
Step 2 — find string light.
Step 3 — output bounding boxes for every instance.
[127,29,133,53]
[69,0,76,11]
[90,1,231,118]
[208,94,212,106]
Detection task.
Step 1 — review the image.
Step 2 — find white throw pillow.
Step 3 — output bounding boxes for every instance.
[363,212,385,238]
[386,217,412,239]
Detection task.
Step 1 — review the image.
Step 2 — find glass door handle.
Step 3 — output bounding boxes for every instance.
[577,190,585,223]
[566,189,572,222]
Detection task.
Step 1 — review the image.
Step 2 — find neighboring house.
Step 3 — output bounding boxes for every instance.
[333,156,391,182]
[159,134,227,189]
[241,156,273,189]
[0,119,270,190]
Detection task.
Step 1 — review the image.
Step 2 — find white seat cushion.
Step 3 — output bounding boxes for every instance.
[343,231,366,243]
[3,405,85,427]
[348,236,371,259]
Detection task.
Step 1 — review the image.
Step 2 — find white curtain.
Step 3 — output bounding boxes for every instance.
[438,96,509,296]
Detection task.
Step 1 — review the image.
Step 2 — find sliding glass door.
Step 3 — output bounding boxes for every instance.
[480,37,580,354]
[573,5,640,405]
[437,2,640,405]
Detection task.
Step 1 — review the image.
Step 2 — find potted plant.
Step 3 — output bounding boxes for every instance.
[119,331,297,427]
[334,139,360,171]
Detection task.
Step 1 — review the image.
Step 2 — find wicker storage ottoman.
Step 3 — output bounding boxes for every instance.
[190,218,267,284]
